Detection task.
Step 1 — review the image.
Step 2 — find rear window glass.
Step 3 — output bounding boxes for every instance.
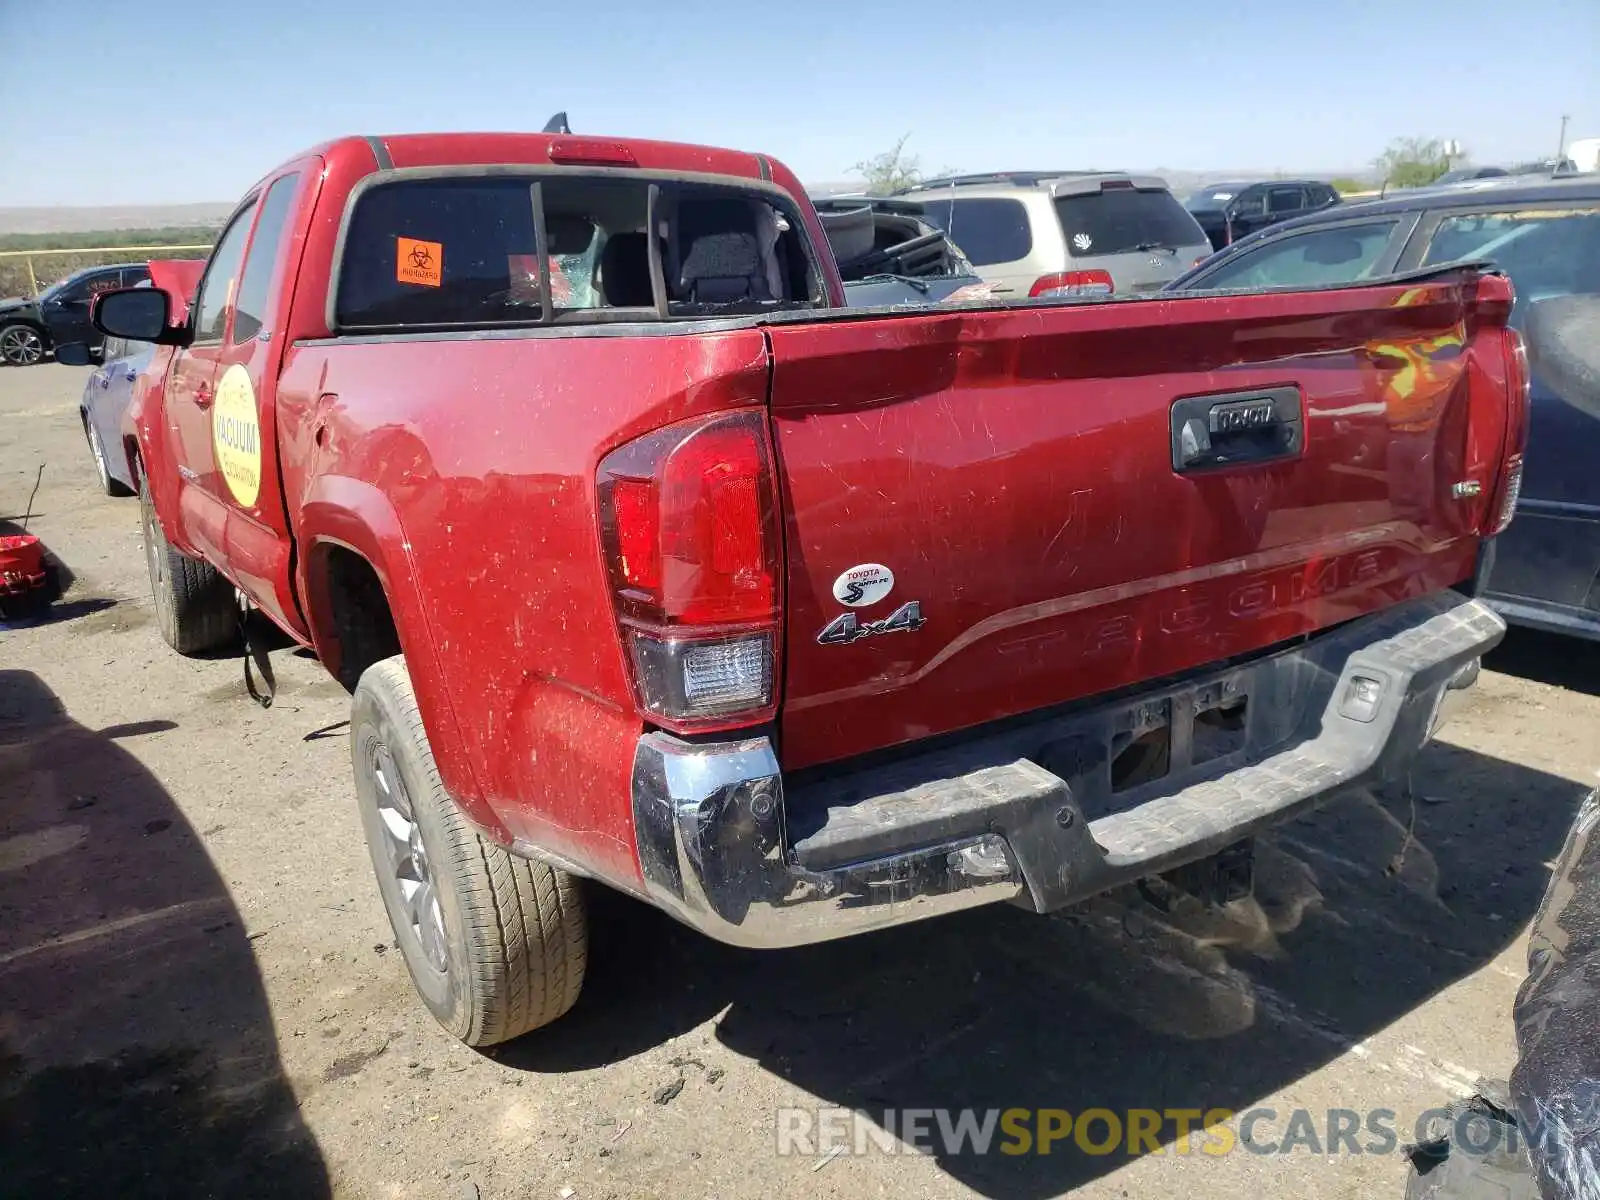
[334,175,818,331]
[1185,188,1238,210]
[917,198,1032,266]
[1053,189,1207,257]
[1193,221,1400,291]
[1422,208,1600,320]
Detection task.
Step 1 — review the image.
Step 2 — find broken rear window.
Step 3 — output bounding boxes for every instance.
[333,173,821,332]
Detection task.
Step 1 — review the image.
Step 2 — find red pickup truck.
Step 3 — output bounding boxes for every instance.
[86,132,1525,1047]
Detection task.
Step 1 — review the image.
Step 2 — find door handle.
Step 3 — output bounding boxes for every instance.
[1171,386,1303,472]
[194,382,213,408]
[124,367,138,381]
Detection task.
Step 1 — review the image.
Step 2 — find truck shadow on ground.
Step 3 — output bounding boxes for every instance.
[0,670,329,1200]
[1485,625,1600,697]
[504,737,1587,1199]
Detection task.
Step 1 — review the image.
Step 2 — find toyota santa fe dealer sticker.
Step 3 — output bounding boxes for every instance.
[832,563,895,607]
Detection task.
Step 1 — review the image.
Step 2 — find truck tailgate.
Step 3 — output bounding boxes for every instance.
[768,275,1506,770]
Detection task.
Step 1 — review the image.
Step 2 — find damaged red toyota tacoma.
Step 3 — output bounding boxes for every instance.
[87,132,1525,1046]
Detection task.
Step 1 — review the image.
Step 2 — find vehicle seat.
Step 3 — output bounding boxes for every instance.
[671,197,776,304]
[598,233,654,307]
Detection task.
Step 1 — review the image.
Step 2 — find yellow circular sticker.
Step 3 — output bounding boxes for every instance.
[211,363,262,508]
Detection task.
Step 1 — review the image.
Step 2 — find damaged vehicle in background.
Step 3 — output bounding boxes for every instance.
[810,195,987,305]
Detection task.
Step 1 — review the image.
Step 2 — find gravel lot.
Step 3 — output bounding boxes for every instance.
[3,360,1598,1200]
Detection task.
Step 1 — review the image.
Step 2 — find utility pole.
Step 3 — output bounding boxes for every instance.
[1558,114,1570,160]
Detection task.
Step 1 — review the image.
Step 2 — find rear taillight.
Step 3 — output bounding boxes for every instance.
[1031,270,1114,298]
[1488,327,1531,535]
[597,410,781,731]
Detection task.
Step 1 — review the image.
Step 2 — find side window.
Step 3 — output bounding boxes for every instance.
[87,271,124,299]
[1267,186,1306,215]
[119,266,151,288]
[191,202,258,344]
[231,174,301,344]
[1229,188,1267,219]
[1194,221,1401,291]
[1422,209,1600,323]
[102,336,125,360]
[918,198,1033,266]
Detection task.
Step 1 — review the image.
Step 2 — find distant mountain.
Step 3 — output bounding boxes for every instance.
[2,167,1379,236]
[807,169,1374,197]
[0,203,235,236]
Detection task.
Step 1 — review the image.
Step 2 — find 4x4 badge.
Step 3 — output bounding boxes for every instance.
[818,602,925,646]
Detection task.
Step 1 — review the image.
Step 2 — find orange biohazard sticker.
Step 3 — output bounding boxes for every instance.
[396,237,443,288]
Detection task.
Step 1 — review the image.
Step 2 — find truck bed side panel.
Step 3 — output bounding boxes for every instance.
[275,329,771,887]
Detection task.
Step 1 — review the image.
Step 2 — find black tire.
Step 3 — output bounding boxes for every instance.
[0,322,46,366]
[85,419,133,497]
[351,656,587,1046]
[139,473,236,654]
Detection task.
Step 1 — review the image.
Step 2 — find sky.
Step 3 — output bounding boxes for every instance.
[1,0,1595,208]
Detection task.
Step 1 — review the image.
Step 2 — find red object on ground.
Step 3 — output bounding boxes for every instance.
[0,534,52,616]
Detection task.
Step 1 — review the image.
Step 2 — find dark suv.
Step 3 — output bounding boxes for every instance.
[0,262,151,366]
[1185,180,1342,251]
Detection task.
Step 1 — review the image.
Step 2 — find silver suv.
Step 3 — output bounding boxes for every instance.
[903,171,1213,298]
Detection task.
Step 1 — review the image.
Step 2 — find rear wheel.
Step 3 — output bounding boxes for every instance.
[139,473,236,654]
[0,323,44,366]
[352,655,588,1045]
[86,420,132,497]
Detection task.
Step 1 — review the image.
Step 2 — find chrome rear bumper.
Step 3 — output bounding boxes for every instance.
[631,592,1504,949]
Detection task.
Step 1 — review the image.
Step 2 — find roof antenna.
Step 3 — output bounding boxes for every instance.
[542,111,571,135]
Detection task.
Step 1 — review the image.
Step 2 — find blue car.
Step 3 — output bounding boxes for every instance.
[1169,175,1600,642]
[78,331,153,496]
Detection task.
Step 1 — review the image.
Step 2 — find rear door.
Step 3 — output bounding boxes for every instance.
[1264,185,1308,230]
[166,199,258,562]
[193,166,315,635]
[1410,200,1600,614]
[768,276,1499,769]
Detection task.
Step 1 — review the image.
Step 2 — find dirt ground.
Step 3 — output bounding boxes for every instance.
[3,361,1598,1200]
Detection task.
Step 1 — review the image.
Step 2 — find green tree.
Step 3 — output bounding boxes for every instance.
[1329,177,1368,194]
[1374,137,1452,189]
[851,134,935,194]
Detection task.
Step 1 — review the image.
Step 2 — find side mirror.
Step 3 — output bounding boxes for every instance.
[92,286,184,346]
[1525,296,1600,422]
[55,343,93,367]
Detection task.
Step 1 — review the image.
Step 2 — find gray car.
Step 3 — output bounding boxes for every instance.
[901,171,1214,298]
[77,333,153,496]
